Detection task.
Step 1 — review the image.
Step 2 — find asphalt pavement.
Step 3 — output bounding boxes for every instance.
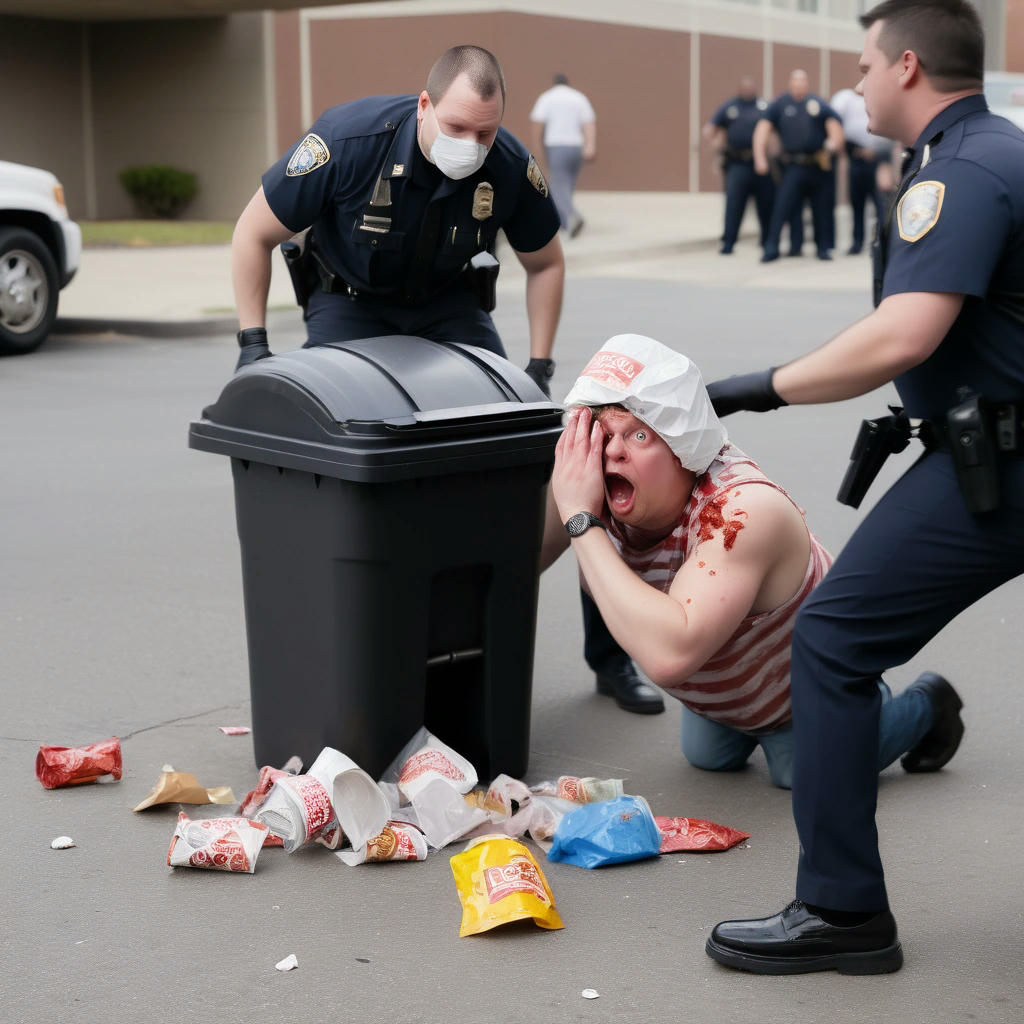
[4,193,1023,1023]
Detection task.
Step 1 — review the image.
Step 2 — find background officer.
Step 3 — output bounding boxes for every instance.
[704,0,1024,975]
[831,84,896,254]
[754,70,844,262]
[705,76,774,255]
[231,44,563,396]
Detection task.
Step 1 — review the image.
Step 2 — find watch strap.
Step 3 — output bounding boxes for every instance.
[564,511,606,538]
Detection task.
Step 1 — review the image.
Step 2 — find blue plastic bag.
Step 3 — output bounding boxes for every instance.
[547,795,662,868]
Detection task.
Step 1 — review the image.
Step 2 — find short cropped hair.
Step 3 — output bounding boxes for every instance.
[860,0,984,91]
[426,45,506,110]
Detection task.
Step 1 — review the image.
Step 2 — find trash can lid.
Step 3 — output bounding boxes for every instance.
[189,336,565,482]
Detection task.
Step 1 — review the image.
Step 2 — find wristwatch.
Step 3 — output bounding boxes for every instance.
[564,512,606,538]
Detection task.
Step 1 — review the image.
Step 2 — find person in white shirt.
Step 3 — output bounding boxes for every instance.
[830,86,896,254]
[529,74,596,237]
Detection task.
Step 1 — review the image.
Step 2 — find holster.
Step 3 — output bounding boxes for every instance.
[836,407,912,509]
[464,250,499,313]
[944,390,1000,515]
[280,235,319,319]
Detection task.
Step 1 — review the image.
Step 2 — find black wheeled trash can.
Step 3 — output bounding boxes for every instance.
[189,336,562,779]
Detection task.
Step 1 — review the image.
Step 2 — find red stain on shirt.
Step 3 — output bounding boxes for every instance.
[697,495,748,551]
[697,561,706,568]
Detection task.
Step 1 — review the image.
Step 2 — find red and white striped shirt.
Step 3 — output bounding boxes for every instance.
[606,444,832,733]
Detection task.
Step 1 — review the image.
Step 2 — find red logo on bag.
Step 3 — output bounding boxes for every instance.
[483,855,549,904]
[399,749,465,785]
[581,351,644,391]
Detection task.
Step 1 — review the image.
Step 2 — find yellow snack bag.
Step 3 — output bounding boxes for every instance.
[450,835,565,937]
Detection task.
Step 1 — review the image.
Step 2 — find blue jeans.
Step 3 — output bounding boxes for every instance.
[679,681,933,790]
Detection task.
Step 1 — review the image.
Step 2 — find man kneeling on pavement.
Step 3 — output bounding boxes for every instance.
[542,334,964,789]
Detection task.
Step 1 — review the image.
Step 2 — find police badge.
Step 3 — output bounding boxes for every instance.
[286,133,330,177]
[472,182,494,220]
[727,105,739,119]
[807,98,821,117]
[897,180,945,242]
[526,155,549,197]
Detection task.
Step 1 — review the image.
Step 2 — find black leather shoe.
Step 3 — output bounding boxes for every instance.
[901,671,964,773]
[848,244,863,255]
[706,900,903,975]
[760,251,779,263]
[595,664,665,714]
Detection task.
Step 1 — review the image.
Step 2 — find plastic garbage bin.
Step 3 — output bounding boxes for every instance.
[189,336,563,780]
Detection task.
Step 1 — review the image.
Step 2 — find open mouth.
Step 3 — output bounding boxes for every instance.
[605,472,635,514]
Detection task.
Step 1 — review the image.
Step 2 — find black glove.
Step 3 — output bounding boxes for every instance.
[525,357,555,398]
[235,327,273,371]
[706,368,786,417]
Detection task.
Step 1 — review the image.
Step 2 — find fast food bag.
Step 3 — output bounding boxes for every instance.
[548,795,662,868]
[167,812,269,873]
[411,777,491,849]
[381,727,477,803]
[336,820,428,865]
[655,816,750,853]
[531,776,624,804]
[450,836,564,937]
[36,738,123,789]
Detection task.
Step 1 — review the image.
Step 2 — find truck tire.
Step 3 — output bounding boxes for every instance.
[0,226,60,355]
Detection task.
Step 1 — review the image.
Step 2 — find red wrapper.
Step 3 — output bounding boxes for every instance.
[36,738,123,790]
[655,816,750,853]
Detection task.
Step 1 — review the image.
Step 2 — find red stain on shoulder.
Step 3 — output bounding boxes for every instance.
[709,570,717,576]
[697,561,706,568]
[697,494,747,551]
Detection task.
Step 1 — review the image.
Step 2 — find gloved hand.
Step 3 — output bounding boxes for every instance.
[525,357,555,398]
[706,368,787,417]
[235,327,273,371]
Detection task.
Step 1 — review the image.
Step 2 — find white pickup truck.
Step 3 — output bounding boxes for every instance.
[0,159,82,355]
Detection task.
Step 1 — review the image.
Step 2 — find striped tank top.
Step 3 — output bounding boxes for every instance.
[607,443,832,733]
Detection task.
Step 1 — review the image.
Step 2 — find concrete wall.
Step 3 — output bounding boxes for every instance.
[1008,0,1024,72]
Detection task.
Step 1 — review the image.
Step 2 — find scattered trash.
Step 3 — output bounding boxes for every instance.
[355,957,370,964]
[451,835,564,936]
[581,989,600,1000]
[167,812,269,873]
[382,727,478,803]
[36,737,122,790]
[337,820,428,865]
[218,726,251,735]
[132,770,234,811]
[548,795,662,869]
[50,836,76,850]
[655,817,750,853]
[532,777,624,804]
[275,954,298,972]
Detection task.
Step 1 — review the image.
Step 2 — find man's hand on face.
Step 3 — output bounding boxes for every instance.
[552,406,607,522]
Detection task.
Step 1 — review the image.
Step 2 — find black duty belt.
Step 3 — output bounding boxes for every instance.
[920,400,1024,456]
[724,147,753,162]
[780,150,825,166]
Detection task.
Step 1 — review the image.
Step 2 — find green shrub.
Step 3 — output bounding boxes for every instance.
[119,164,198,219]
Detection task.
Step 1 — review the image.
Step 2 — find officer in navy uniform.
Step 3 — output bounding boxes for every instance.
[705,77,773,254]
[754,70,844,262]
[231,45,563,395]
[704,0,1024,975]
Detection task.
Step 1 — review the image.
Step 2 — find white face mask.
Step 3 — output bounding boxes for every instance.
[429,129,488,180]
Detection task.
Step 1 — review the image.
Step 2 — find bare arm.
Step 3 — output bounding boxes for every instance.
[514,235,564,360]
[582,120,597,161]
[773,291,965,404]
[824,116,844,154]
[231,186,297,330]
[753,119,773,175]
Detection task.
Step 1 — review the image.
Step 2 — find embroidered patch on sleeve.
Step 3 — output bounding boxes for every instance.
[897,180,945,242]
[526,155,549,197]
[286,133,331,177]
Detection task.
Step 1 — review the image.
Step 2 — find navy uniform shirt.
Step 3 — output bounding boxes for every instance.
[262,95,559,300]
[761,93,839,153]
[710,96,769,149]
[876,95,1024,418]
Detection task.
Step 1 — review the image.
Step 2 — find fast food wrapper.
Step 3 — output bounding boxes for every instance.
[412,777,490,849]
[382,727,477,803]
[167,812,269,873]
[337,820,428,865]
[450,836,564,937]
[548,795,662,868]
[655,816,750,853]
[532,776,624,804]
[132,770,235,811]
[36,738,122,790]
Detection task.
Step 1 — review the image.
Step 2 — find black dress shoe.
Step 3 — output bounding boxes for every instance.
[706,900,903,975]
[760,251,779,263]
[901,671,964,773]
[595,663,665,714]
[848,244,863,255]
[816,251,833,260]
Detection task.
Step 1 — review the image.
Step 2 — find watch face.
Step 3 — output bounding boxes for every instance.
[566,512,601,537]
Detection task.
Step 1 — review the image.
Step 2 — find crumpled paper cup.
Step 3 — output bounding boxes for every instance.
[36,738,123,790]
[167,812,269,873]
[381,727,477,804]
[337,820,428,865]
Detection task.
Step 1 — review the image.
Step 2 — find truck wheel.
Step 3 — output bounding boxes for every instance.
[0,227,60,355]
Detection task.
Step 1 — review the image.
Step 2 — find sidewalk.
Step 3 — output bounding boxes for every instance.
[53,192,734,336]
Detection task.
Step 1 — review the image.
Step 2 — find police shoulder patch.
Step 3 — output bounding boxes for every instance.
[806,98,820,117]
[897,180,945,242]
[286,133,331,177]
[526,155,549,197]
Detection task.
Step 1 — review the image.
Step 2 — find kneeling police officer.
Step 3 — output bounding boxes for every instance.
[231,44,563,395]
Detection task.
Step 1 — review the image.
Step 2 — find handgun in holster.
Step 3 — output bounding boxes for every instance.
[946,389,1000,515]
[279,236,319,320]
[836,407,912,508]
[465,249,500,313]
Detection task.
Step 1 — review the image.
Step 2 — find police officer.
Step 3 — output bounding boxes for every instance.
[231,45,563,395]
[754,70,844,262]
[831,85,895,254]
[705,77,773,254]
[703,0,1024,974]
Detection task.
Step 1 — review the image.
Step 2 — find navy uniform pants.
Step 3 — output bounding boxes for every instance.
[848,157,884,252]
[721,161,774,250]
[791,448,1024,911]
[303,285,505,355]
[764,163,832,259]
